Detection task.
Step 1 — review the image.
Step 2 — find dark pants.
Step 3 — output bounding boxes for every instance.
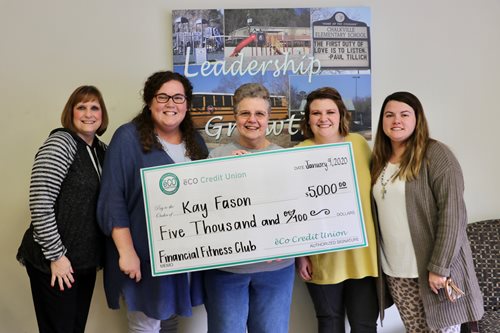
[306,277,378,333]
[26,262,97,333]
[160,315,178,333]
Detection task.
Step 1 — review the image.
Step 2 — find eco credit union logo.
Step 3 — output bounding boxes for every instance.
[159,173,180,195]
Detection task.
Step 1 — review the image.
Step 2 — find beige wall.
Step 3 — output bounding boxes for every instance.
[1,0,499,332]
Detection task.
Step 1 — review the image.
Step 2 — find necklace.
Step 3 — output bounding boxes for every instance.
[380,163,399,199]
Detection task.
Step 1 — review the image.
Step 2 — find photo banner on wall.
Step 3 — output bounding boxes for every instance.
[172,7,371,148]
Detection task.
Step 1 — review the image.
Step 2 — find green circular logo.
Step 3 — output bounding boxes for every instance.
[159,173,180,195]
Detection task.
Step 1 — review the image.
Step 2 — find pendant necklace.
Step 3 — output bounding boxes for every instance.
[380,163,399,199]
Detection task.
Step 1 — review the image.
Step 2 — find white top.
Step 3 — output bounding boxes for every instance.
[373,162,418,278]
[157,136,191,163]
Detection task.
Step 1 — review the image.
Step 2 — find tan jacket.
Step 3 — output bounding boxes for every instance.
[374,140,484,329]
[406,140,483,328]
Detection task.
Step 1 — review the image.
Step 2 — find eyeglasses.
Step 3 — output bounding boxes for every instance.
[154,93,186,104]
[235,110,269,120]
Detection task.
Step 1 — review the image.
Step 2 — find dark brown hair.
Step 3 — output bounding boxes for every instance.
[132,70,206,160]
[60,85,108,136]
[300,87,351,139]
[371,91,430,184]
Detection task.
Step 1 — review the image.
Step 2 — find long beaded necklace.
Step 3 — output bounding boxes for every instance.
[380,163,399,199]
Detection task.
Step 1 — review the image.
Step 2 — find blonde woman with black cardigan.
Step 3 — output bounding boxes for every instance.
[371,91,483,332]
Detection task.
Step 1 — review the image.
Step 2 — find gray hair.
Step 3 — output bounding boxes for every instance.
[233,83,271,114]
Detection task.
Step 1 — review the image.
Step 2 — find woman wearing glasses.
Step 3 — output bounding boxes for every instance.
[202,83,295,333]
[371,91,483,332]
[97,71,208,332]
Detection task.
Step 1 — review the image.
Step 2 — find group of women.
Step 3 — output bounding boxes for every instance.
[16,70,483,333]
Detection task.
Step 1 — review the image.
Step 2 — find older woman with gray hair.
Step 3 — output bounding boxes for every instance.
[202,83,295,333]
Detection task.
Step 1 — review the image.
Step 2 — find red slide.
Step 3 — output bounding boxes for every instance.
[230,34,257,57]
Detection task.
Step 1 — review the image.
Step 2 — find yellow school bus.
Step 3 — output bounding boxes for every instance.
[190,92,288,128]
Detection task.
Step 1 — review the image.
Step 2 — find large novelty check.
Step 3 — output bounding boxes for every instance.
[141,142,367,276]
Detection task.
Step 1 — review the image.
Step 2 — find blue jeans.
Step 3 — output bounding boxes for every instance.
[203,264,295,333]
[306,277,378,333]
